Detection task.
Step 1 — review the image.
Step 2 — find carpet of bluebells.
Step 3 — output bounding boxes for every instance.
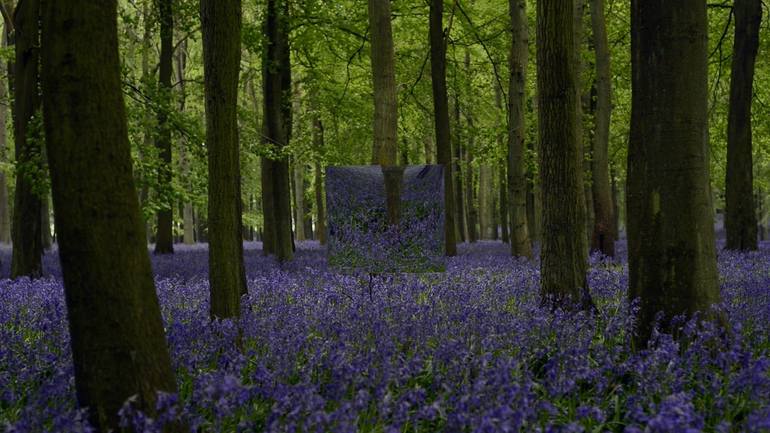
[1,241,770,432]
[326,165,445,273]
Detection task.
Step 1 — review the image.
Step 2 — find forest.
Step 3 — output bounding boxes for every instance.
[2,0,770,431]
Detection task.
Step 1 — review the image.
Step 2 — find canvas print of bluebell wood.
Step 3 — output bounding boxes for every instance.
[326,165,445,273]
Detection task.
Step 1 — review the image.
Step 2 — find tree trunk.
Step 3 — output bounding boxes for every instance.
[0,29,10,244]
[573,0,592,252]
[478,163,494,239]
[508,0,533,258]
[40,1,180,429]
[202,0,248,319]
[154,0,174,254]
[452,94,466,242]
[11,0,43,278]
[725,0,761,251]
[368,0,402,228]
[41,192,52,249]
[293,161,306,241]
[537,0,591,309]
[589,0,615,257]
[429,0,457,256]
[368,0,398,167]
[611,166,620,239]
[262,0,293,261]
[628,0,720,343]
[499,160,509,243]
[312,111,326,245]
[174,39,195,246]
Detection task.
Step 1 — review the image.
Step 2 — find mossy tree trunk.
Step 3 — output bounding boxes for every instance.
[202,0,248,319]
[40,1,180,429]
[0,29,11,244]
[589,0,615,256]
[537,0,592,309]
[508,0,532,258]
[725,0,761,251]
[262,0,294,261]
[628,0,720,344]
[11,0,43,278]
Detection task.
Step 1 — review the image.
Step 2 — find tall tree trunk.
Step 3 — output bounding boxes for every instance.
[725,0,761,251]
[463,51,478,243]
[537,0,591,309]
[429,0,457,255]
[508,0,533,257]
[292,160,306,240]
[495,85,510,244]
[0,6,11,244]
[610,166,620,239]
[452,94,466,242]
[263,0,293,261]
[573,0,592,251]
[589,0,615,256]
[41,192,52,249]
[478,163,494,239]
[499,160,509,243]
[154,0,174,254]
[368,0,402,227]
[11,0,43,278]
[628,0,719,343]
[175,39,195,246]
[40,1,180,430]
[312,109,326,245]
[139,0,153,242]
[368,0,398,167]
[202,0,248,318]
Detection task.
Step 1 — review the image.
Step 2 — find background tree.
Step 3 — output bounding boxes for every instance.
[0,23,11,244]
[628,0,720,343]
[154,0,174,254]
[11,0,43,278]
[537,0,592,309]
[201,0,248,319]
[725,0,761,251]
[262,0,294,261]
[429,0,457,256]
[508,0,532,258]
[40,0,180,429]
[589,0,615,256]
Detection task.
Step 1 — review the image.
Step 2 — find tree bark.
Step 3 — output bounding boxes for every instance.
[478,163,494,239]
[429,0,457,255]
[452,94,466,242]
[589,0,615,256]
[499,160,509,243]
[0,30,11,244]
[628,0,720,343]
[537,0,591,309]
[262,0,293,261]
[368,0,402,229]
[202,0,248,319]
[292,160,305,240]
[11,0,43,278]
[154,0,174,254]
[508,0,532,257]
[725,0,761,251]
[40,1,180,429]
[368,0,398,167]
[312,109,326,245]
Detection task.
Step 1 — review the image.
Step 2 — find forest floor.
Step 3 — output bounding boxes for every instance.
[1,241,770,432]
